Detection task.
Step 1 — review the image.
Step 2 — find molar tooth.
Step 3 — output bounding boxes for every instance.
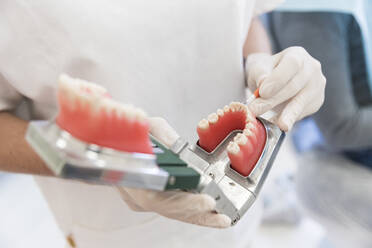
[246,112,256,123]
[59,74,110,112]
[75,77,107,96]
[198,118,209,130]
[243,126,257,143]
[245,108,256,122]
[122,104,137,121]
[135,108,147,121]
[229,102,237,112]
[243,128,254,137]
[234,133,248,145]
[217,109,224,117]
[227,141,240,154]
[207,113,218,124]
[103,101,137,121]
[100,98,116,116]
[245,122,257,131]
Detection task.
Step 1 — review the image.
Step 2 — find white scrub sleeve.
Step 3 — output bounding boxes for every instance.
[254,0,285,16]
[0,73,23,112]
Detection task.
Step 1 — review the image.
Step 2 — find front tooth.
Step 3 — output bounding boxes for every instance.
[227,141,240,154]
[232,102,249,114]
[207,113,218,124]
[103,100,141,122]
[234,133,248,145]
[223,105,230,113]
[229,102,237,112]
[217,108,224,117]
[198,118,209,130]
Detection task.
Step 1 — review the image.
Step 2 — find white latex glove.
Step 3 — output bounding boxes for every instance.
[117,117,231,228]
[246,47,326,131]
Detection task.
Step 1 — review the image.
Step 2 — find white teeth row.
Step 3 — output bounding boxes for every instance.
[227,123,258,155]
[100,98,147,121]
[59,74,107,97]
[234,133,248,145]
[223,105,230,113]
[229,102,256,123]
[59,74,105,110]
[198,119,209,130]
[59,74,147,122]
[227,142,240,154]
[198,102,256,130]
[207,113,218,124]
[229,102,246,112]
[245,122,256,132]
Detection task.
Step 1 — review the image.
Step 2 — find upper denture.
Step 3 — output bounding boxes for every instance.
[56,74,153,154]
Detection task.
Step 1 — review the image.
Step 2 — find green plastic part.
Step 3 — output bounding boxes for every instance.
[162,166,201,190]
[151,137,187,167]
[150,137,200,190]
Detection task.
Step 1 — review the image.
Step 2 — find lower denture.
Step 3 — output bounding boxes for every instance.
[197,109,246,152]
[197,102,266,177]
[228,123,266,176]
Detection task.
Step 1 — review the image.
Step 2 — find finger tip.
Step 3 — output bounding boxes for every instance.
[206,214,232,229]
[257,75,268,87]
[277,119,292,132]
[258,83,274,99]
[218,214,232,228]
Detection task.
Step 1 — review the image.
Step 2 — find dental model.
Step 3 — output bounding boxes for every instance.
[26,76,284,225]
[56,74,153,154]
[197,102,266,176]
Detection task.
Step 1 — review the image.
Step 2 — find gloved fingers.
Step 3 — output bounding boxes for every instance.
[149,117,180,148]
[116,187,146,212]
[123,187,167,209]
[249,69,309,116]
[259,48,305,99]
[277,86,313,131]
[180,212,231,229]
[277,73,325,131]
[153,193,217,214]
[119,186,231,228]
[246,53,274,91]
[295,95,324,123]
[123,188,217,213]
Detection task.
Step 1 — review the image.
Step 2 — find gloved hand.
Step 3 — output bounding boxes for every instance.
[246,47,326,131]
[117,117,231,228]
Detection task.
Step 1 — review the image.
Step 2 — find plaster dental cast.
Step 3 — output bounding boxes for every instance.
[0,1,325,247]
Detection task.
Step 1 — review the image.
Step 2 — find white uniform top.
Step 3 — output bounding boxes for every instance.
[0,1,282,247]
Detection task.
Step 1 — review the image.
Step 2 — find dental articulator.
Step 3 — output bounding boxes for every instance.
[26,75,285,225]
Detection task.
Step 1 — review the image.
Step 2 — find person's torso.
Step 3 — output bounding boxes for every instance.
[0,1,262,247]
[0,0,254,141]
